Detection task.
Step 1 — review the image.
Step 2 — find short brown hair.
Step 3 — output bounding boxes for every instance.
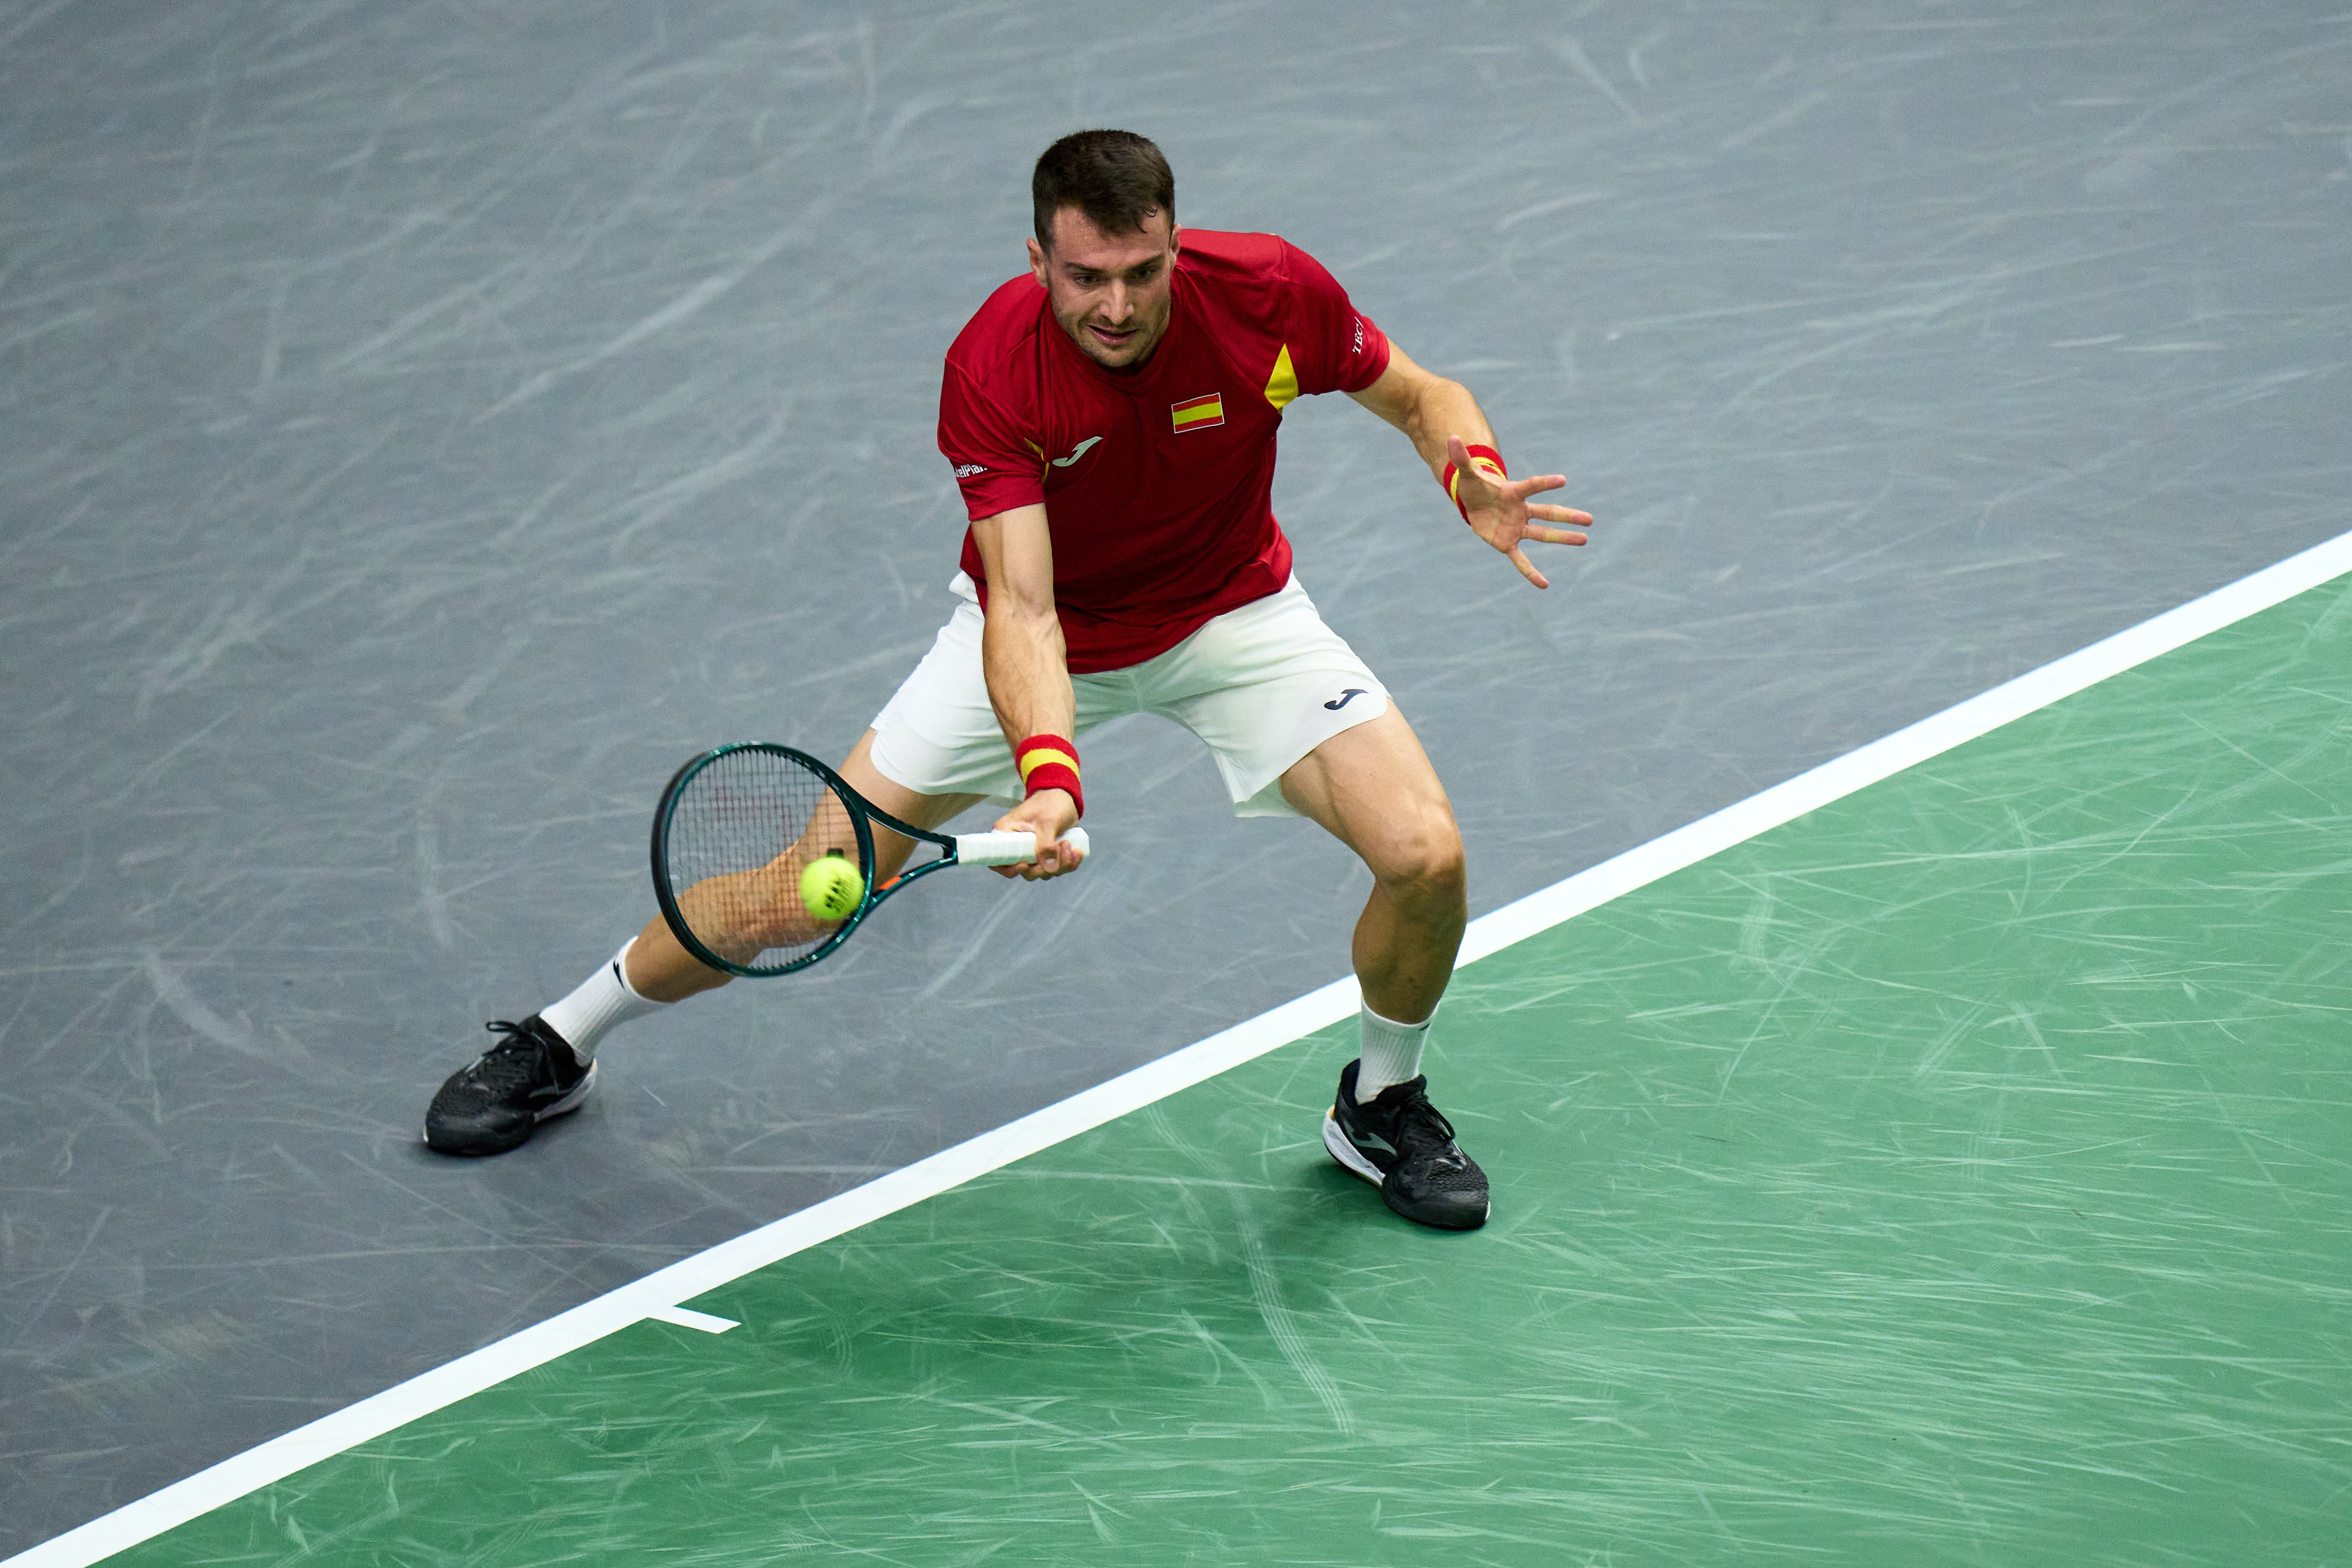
[1032,130,1175,249]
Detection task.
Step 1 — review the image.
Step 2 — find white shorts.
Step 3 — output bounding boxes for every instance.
[869,574,1390,818]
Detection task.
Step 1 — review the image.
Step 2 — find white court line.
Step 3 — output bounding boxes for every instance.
[14,527,2351,1568]
[645,1306,740,1334]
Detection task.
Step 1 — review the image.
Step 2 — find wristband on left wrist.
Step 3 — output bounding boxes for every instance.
[1440,443,1508,521]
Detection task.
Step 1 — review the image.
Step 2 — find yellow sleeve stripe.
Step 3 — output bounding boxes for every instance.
[1017,748,1079,780]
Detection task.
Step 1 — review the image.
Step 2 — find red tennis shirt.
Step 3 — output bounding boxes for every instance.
[937,228,1392,672]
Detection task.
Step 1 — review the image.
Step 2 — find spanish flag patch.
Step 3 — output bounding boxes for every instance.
[1170,392,1225,433]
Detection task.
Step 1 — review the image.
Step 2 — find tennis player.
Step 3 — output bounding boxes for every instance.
[425,130,1589,1230]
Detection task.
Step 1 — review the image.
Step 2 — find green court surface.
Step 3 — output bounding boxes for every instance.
[111,581,2351,1565]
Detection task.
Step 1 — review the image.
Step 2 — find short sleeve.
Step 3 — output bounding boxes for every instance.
[1281,240,1391,397]
[938,361,1045,520]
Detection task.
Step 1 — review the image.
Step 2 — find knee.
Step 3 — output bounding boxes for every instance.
[1374,814,1466,909]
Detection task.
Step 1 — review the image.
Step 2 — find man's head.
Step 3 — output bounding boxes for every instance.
[1027,130,1179,371]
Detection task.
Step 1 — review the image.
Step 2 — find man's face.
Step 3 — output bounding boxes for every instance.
[1027,206,1179,371]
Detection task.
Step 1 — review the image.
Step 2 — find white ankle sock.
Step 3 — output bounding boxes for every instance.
[1356,1002,1432,1102]
[539,940,667,1062]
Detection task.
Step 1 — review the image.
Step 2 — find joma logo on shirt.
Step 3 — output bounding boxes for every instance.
[1171,393,1224,432]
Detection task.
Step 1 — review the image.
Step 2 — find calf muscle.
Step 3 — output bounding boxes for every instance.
[1281,708,1467,1024]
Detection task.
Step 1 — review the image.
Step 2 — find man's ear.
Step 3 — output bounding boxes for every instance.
[1027,236,1047,287]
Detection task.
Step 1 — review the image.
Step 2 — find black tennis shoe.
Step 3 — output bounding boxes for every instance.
[423,1016,596,1156]
[1322,1060,1490,1230]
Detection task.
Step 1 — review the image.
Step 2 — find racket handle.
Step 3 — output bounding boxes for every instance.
[954,826,1092,868]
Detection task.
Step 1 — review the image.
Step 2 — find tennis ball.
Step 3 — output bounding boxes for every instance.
[799,854,864,920]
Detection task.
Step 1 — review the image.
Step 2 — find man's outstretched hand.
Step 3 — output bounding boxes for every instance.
[1448,434,1590,590]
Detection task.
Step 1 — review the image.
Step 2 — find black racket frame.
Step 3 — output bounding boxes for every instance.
[650,742,966,978]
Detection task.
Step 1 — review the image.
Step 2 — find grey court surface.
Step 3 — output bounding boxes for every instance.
[3,0,2346,1553]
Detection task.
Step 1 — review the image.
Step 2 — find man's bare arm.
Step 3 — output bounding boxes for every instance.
[969,503,1082,877]
[1348,343,1592,589]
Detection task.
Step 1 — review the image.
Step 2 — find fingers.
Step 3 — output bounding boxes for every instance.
[1477,479,1589,530]
[994,852,1055,880]
[1461,465,1586,581]
[1010,832,1059,881]
[1477,511,1588,550]
[1014,846,1075,879]
[995,835,1086,881]
[988,791,1084,880]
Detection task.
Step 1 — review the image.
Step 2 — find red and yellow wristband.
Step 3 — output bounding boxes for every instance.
[1440,443,1508,521]
[1014,733,1083,820]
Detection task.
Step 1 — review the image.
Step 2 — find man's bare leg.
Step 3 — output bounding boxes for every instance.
[624,729,983,1001]
[424,732,980,1156]
[1280,705,1486,1228]
[1278,705,1468,1027]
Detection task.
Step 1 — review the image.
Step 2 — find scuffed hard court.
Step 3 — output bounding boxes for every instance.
[4,3,2348,1563]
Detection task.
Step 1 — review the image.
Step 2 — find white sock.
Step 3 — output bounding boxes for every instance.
[539,940,667,1062]
[1355,1001,1432,1102]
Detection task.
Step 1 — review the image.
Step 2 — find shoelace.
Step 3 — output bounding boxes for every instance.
[1388,1090,1469,1171]
[468,1020,550,1094]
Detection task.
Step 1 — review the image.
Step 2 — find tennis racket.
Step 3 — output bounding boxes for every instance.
[650,742,1091,978]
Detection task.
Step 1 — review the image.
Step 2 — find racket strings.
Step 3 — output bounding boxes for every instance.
[661,749,867,973]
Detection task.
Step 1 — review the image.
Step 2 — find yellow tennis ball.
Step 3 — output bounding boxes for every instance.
[799,854,864,920]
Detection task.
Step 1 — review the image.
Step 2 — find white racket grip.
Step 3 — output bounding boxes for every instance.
[953,826,1092,868]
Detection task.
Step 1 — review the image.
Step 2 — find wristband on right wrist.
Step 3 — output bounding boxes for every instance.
[1014,733,1083,820]
[1440,443,1508,521]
